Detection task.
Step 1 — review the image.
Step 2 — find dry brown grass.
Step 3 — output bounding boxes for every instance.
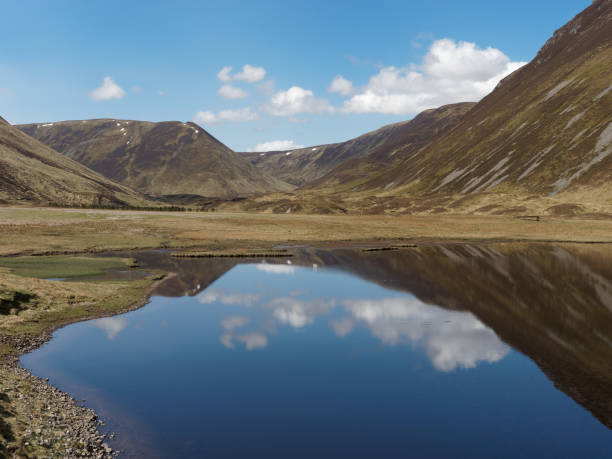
[1,206,611,257]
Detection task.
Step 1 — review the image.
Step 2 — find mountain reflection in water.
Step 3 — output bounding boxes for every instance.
[21,244,612,458]
[135,244,612,429]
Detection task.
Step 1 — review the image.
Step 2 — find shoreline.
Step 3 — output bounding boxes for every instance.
[0,272,172,457]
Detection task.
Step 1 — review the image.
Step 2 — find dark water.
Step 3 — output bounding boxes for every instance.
[21,245,612,458]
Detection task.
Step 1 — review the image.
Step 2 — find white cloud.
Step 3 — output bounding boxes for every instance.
[328,75,355,96]
[343,297,510,371]
[256,262,296,273]
[217,65,266,83]
[90,76,126,101]
[193,107,259,125]
[342,38,526,115]
[330,317,356,337]
[265,86,334,116]
[197,288,262,306]
[217,66,233,83]
[267,297,335,328]
[92,317,128,340]
[237,332,268,350]
[247,140,305,152]
[218,84,248,99]
[221,315,250,330]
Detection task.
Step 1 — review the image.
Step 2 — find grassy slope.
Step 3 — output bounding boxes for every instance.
[243,103,475,188]
[0,117,151,207]
[18,119,292,198]
[238,1,611,216]
[352,0,612,203]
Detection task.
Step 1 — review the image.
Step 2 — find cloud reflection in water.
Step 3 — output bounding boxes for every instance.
[92,317,128,340]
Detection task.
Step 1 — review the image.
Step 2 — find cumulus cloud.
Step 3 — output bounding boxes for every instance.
[197,289,262,306]
[247,140,305,152]
[328,75,355,96]
[218,65,266,83]
[237,332,268,350]
[90,76,126,101]
[341,38,526,115]
[265,86,334,116]
[267,297,335,328]
[193,107,259,125]
[218,84,248,99]
[92,317,128,340]
[343,297,510,371]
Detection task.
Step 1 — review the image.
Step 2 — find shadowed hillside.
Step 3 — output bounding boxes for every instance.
[19,119,293,199]
[0,116,149,206]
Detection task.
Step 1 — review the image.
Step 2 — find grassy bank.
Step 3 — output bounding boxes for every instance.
[0,255,163,457]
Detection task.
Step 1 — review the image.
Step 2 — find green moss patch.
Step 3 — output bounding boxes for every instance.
[0,256,129,279]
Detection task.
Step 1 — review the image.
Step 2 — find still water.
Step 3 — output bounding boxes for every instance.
[21,246,612,457]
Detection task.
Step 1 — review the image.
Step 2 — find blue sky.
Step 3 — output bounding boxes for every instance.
[0,0,590,151]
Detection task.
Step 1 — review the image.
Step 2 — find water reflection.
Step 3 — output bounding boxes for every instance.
[131,243,612,429]
[21,243,612,458]
[203,276,510,372]
[342,297,510,371]
[256,262,296,274]
[92,317,128,340]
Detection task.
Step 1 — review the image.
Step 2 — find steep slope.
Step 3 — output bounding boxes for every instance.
[0,116,149,206]
[19,119,292,199]
[243,102,474,187]
[364,0,612,204]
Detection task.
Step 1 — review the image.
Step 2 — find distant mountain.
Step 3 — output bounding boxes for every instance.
[19,119,293,199]
[355,0,612,207]
[0,116,149,206]
[243,102,475,188]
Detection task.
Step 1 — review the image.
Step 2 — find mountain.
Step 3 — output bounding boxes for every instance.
[0,116,150,206]
[18,119,293,199]
[236,0,611,216]
[347,0,612,212]
[243,102,475,188]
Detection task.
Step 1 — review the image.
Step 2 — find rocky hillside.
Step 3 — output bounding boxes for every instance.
[0,116,149,206]
[243,103,474,188]
[359,0,612,205]
[19,120,292,199]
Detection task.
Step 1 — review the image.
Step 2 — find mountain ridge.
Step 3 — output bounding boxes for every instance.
[18,119,293,199]
[0,117,150,206]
